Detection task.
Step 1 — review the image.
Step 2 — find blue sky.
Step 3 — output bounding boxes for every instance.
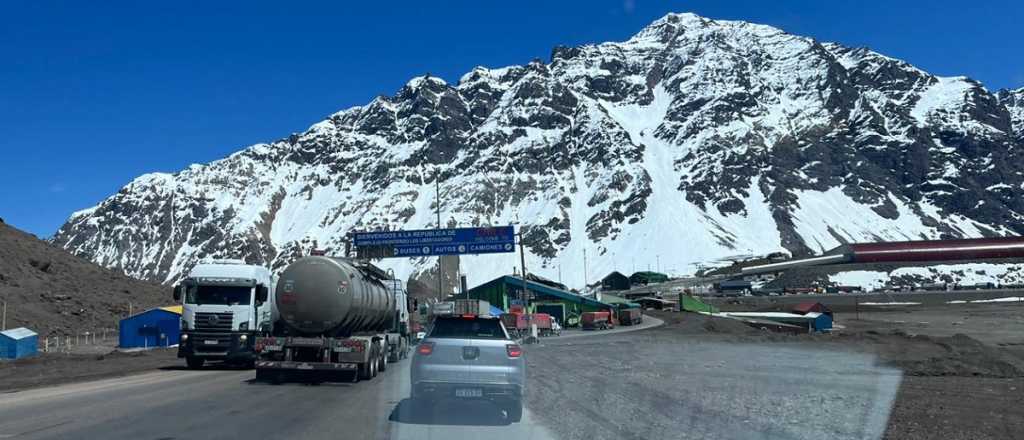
[2,1,1022,237]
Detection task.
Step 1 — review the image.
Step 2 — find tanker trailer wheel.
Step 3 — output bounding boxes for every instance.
[380,349,388,372]
[371,352,380,378]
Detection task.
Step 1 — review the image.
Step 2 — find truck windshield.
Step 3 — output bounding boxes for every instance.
[187,285,252,305]
[429,317,506,339]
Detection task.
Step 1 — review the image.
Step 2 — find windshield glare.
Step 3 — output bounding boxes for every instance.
[186,285,252,305]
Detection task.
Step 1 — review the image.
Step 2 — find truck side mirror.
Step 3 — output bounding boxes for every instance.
[172,285,183,301]
[256,285,269,303]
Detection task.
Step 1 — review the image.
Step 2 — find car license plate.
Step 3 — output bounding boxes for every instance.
[455,388,482,398]
[204,339,219,345]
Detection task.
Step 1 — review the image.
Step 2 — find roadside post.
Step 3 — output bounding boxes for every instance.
[518,232,529,306]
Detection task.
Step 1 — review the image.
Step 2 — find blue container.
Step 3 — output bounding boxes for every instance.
[0,327,39,359]
[119,308,181,348]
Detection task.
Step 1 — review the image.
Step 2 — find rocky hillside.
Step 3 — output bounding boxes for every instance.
[0,220,165,335]
[53,13,1024,290]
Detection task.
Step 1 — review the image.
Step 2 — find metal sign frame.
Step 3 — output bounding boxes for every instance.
[353,226,515,259]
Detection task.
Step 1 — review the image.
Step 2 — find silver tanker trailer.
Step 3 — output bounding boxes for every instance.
[254,256,410,383]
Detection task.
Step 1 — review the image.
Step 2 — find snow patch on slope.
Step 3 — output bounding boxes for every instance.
[910,77,973,126]
[790,189,933,253]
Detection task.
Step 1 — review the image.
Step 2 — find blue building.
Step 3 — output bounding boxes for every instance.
[0,327,38,359]
[119,307,181,348]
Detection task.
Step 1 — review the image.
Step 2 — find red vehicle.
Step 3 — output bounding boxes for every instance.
[500,312,528,338]
[618,308,643,326]
[530,313,556,336]
[581,311,614,330]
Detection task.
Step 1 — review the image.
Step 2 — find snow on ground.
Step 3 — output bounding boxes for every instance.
[830,263,1024,291]
[829,271,889,290]
[948,297,1024,304]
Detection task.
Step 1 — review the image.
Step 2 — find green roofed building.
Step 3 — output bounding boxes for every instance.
[600,293,641,309]
[630,271,669,285]
[465,275,616,327]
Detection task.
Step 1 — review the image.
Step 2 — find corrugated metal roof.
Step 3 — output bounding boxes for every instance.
[600,293,630,304]
[724,312,811,319]
[792,302,830,313]
[0,327,37,339]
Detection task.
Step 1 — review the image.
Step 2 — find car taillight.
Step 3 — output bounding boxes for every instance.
[506,344,522,358]
[461,314,476,319]
[417,342,434,355]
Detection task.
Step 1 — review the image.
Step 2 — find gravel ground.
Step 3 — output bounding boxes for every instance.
[524,310,1024,440]
[0,348,180,392]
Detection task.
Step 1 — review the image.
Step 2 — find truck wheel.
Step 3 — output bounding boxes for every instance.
[371,355,379,378]
[359,361,372,380]
[257,369,282,385]
[186,357,205,369]
[503,399,523,423]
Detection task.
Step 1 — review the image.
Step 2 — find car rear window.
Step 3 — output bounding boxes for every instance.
[429,317,507,339]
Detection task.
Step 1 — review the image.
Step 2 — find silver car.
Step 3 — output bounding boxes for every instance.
[410,314,526,421]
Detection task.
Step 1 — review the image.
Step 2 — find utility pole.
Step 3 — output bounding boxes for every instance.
[583,248,588,290]
[436,171,443,299]
[657,255,661,273]
[518,232,529,305]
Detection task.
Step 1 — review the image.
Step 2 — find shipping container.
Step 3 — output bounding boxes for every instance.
[453,299,491,315]
[430,302,454,315]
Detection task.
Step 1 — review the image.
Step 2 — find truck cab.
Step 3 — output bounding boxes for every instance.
[384,278,411,362]
[173,259,276,369]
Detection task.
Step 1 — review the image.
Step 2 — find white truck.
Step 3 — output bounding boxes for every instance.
[383,278,412,363]
[172,259,277,369]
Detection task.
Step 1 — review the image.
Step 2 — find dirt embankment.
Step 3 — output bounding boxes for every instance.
[0,221,166,336]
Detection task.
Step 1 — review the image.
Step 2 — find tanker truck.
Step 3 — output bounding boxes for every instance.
[254,256,409,383]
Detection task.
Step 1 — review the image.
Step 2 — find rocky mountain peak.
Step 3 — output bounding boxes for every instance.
[52,13,1024,291]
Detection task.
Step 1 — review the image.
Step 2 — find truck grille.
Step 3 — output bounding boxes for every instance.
[195,312,233,332]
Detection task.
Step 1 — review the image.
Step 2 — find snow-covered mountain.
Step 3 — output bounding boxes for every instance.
[53,13,1024,291]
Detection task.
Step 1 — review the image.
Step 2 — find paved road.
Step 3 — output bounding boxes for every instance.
[0,315,907,440]
[0,320,662,440]
[0,358,555,440]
